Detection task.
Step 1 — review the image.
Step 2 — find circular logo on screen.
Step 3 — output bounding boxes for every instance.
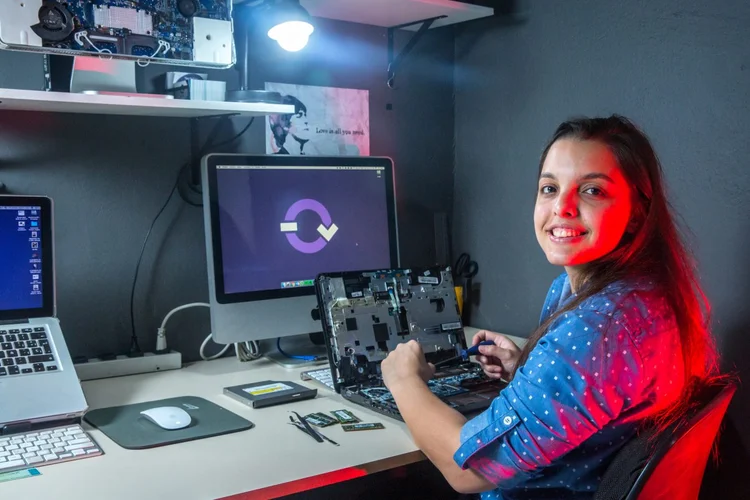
[279,199,338,254]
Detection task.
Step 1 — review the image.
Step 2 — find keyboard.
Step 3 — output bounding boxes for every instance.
[0,326,59,378]
[301,367,335,391]
[0,424,103,474]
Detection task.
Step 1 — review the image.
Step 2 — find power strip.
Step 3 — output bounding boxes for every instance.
[74,351,182,381]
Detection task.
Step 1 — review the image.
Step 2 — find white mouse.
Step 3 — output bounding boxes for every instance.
[140,406,192,430]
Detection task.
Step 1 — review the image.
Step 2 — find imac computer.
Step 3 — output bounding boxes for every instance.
[202,154,399,364]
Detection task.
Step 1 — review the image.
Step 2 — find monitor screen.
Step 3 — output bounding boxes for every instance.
[214,164,394,298]
[0,204,44,312]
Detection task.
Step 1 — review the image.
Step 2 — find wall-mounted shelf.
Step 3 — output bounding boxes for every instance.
[0,88,295,118]
[301,0,494,31]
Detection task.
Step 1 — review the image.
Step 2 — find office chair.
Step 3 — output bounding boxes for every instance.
[594,377,738,500]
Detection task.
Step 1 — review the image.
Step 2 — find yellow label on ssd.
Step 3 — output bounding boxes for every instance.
[243,382,293,396]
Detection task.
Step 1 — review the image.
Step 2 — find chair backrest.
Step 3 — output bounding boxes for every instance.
[594,378,737,500]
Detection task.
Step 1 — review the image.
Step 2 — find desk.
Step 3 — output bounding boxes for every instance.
[1,327,525,500]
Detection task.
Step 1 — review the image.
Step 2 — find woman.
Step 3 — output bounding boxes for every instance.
[381,115,718,499]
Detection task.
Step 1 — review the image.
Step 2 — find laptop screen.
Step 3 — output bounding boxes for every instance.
[0,197,54,320]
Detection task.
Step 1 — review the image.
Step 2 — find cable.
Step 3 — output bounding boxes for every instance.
[130,115,247,352]
[157,302,211,352]
[200,334,232,361]
[203,116,231,151]
[276,337,321,361]
[128,170,181,355]
[211,117,255,149]
[157,302,262,362]
[236,340,262,362]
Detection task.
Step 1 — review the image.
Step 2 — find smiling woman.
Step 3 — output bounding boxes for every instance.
[534,139,634,281]
[379,114,720,499]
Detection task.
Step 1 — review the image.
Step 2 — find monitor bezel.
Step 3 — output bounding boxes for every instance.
[205,154,399,304]
[0,195,55,321]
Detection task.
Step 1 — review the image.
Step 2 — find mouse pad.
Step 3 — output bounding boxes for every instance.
[83,396,254,450]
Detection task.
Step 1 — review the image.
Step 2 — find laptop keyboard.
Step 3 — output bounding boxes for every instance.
[301,367,335,391]
[0,326,59,378]
[0,424,103,474]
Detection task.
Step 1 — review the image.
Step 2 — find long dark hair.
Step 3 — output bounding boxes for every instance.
[515,114,718,428]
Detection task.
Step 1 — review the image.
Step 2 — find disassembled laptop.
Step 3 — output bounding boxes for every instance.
[316,266,504,421]
[0,0,234,66]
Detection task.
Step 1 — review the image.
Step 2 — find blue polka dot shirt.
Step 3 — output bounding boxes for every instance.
[454,273,684,500]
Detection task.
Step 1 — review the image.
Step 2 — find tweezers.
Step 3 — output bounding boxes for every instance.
[289,412,339,446]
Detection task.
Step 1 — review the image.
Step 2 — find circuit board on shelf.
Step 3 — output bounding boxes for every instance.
[0,0,234,67]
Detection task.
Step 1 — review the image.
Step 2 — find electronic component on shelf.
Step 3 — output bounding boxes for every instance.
[0,0,234,67]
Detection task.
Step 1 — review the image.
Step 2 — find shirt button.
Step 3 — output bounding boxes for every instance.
[503,416,512,426]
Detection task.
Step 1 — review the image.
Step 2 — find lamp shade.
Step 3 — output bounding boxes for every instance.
[266,0,314,52]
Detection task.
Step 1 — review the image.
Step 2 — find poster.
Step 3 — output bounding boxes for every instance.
[265,82,369,156]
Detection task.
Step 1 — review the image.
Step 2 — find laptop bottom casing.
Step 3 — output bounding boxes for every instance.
[315,266,505,422]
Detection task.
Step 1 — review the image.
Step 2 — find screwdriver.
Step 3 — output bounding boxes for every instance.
[433,340,495,368]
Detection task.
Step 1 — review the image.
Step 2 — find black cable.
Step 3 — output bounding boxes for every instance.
[177,163,204,207]
[203,116,231,152]
[211,117,255,149]
[128,165,183,355]
[129,117,255,353]
[180,117,253,202]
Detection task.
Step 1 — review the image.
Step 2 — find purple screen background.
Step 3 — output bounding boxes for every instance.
[216,167,392,294]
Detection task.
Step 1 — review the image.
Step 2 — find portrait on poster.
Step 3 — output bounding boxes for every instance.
[265,82,370,156]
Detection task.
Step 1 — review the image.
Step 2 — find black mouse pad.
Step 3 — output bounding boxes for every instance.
[83,396,254,450]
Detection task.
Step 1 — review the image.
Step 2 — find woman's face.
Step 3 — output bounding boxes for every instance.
[534,138,633,273]
[289,109,311,141]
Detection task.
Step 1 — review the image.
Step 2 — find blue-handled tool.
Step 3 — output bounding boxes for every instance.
[465,340,496,357]
[434,340,495,368]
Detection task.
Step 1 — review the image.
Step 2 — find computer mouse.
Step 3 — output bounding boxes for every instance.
[140,406,192,430]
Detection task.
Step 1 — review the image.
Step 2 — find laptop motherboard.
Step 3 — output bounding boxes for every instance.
[0,0,233,66]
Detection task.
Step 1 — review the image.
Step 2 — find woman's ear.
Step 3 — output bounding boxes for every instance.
[626,198,648,234]
[626,209,645,233]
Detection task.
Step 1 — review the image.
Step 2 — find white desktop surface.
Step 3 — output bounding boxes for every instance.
[1,327,525,500]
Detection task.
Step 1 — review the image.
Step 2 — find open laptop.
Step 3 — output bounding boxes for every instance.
[315,266,506,422]
[0,196,88,435]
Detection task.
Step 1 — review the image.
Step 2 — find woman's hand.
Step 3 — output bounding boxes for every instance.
[472,330,522,380]
[381,340,435,391]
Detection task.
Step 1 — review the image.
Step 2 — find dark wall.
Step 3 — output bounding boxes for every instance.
[452,0,750,496]
[0,17,455,361]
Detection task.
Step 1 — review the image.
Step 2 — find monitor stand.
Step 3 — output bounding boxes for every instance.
[262,333,328,369]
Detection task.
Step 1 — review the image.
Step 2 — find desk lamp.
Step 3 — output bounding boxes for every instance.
[227,0,315,103]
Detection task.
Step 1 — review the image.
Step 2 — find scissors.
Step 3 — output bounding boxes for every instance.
[453,253,478,325]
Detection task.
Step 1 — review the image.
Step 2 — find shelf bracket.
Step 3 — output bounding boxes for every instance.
[387,15,447,89]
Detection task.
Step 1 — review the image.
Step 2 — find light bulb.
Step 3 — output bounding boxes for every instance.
[268,20,314,52]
